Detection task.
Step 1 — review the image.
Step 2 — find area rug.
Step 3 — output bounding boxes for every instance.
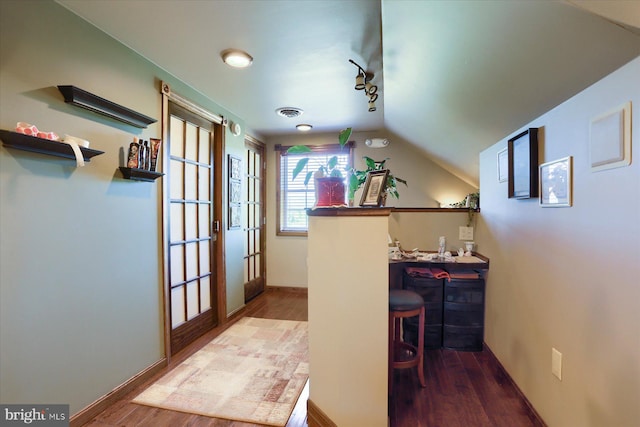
[132,317,308,426]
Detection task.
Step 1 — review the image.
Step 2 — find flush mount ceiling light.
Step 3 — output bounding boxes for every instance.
[349,59,378,112]
[276,107,304,118]
[221,49,253,68]
[296,124,313,131]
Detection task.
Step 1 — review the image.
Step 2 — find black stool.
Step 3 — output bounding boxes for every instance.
[389,289,426,394]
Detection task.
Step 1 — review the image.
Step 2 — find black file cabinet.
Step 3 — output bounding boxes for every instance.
[402,273,444,349]
[443,278,485,351]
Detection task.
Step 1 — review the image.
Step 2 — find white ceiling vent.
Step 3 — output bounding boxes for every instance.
[276,107,304,118]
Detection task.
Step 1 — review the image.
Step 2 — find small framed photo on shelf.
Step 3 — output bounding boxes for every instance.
[497,147,508,183]
[508,128,539,199]
[540,156,572,207]
[359,169,389,207]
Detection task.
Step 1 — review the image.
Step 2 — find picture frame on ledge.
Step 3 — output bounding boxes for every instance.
[540,156,572,207]
[508,128,539,199]
[360,169,389,207]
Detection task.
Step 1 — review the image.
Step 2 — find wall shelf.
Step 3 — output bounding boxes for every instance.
[0,130,104,161]
[58,85,157,128]
[119,167,164,182]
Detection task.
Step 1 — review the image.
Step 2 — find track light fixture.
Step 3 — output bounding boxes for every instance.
[349,59,378,112]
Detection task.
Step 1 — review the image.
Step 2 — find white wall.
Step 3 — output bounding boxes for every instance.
[0,1,246,414]
[307,214,389,426]
[265,130,477,287]
[477,56,640,427]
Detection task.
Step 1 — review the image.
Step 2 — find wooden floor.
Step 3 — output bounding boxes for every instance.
[82,288,544,427]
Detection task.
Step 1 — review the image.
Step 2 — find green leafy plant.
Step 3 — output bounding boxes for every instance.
[348,156,408,201]
[287,127,352,186]
[451,192,480,226]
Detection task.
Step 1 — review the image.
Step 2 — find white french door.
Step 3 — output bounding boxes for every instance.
[165,101,220,355]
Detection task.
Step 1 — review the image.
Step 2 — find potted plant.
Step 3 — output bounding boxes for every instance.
[348,156,407,206]
[451,192,480,226]
[287,127,352,207]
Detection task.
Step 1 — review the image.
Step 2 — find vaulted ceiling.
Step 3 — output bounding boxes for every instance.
[57,0,640,186]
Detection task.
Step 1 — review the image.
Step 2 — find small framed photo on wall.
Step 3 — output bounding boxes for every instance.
[540,156,572,207]
[497,148,508,183]
[228,154,242,229]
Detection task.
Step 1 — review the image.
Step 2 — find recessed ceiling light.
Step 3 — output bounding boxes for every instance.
[296,124,313,131]
[221,49,253,68]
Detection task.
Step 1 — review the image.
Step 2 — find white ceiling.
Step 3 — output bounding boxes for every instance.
[56,0,640,187]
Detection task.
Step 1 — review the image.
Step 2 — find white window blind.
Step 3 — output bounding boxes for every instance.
[277,144,352,234]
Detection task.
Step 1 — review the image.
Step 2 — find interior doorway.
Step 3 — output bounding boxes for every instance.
[243,136,266,302]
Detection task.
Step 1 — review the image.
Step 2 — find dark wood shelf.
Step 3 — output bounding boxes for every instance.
[0,130,104,161]
[58,85,157,128]
[119,167,164,182]
[391,207,480,213]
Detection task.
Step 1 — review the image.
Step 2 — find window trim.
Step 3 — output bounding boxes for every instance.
[275,142,354,236]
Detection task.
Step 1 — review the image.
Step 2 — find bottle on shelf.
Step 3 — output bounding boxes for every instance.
[127,137,140,168]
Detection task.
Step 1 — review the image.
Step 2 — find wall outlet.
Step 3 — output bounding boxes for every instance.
[459,226,474,241]
[552,348,562,380]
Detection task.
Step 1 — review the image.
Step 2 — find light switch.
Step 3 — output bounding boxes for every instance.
[459,226,474,240]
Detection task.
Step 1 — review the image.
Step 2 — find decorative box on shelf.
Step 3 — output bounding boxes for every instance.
[0,130,104,162]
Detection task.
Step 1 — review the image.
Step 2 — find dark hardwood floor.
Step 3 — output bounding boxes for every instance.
[81,288,544,427]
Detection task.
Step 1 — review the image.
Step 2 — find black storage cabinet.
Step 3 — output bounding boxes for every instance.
[443,277,485,351]
[402,272,443,349]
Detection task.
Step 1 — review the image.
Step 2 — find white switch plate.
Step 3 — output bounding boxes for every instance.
[459,226,474,240]
[552,348,562,380]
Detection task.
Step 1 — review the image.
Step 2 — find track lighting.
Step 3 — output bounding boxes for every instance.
[349,59,379,112]
[355,73,366,90]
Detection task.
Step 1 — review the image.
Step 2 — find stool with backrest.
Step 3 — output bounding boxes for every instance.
[389,289,427,394]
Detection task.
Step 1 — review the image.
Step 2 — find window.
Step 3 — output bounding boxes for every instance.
[276,143,353,235]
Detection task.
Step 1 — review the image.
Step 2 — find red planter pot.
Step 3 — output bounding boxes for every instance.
[315,177,346,207]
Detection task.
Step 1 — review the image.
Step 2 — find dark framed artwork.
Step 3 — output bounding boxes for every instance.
[508,128,539,199]
[228,154,242,229]
[359,169,389,207]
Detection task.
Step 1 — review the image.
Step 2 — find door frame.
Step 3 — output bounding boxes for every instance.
[160,82,226,361]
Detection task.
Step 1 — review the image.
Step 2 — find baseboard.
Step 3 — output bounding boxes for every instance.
[69,358,167,427]
[483,343,547,426]
[266,285,308,294]
[307,399,337,427]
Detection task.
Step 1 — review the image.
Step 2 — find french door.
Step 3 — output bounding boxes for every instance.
[243,137,266,302]
[165,101,221,355]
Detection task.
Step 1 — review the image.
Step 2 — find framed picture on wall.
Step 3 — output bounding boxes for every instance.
[228,154,242,229]
[540,156,572,207]
[508,128,539,199]
[497,148,508,183]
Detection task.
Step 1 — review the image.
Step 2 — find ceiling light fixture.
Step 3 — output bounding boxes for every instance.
[296,124,313,131]
[221,49,253,68]
[349,59,378,112]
